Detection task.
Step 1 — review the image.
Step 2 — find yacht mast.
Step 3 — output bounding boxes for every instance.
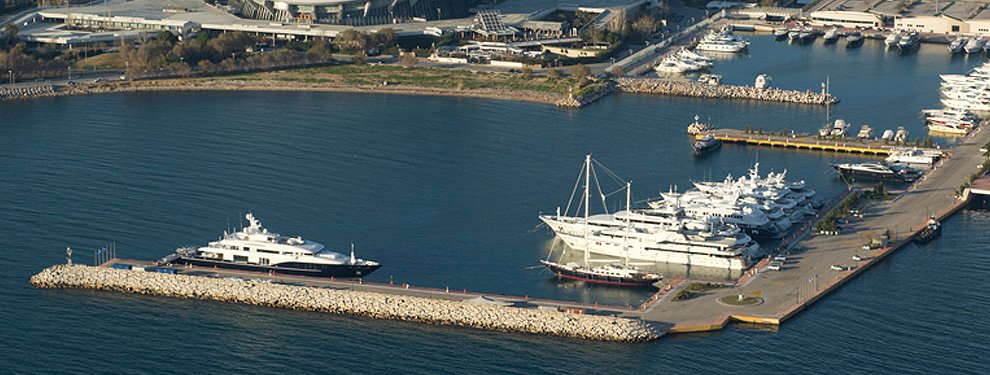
[624,181,631,266]
[584,154,591,266]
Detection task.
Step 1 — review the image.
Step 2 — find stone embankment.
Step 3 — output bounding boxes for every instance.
[0,85,55,99]
[30,265,659,342]
[615,78,838,105]
[555,82,616,108]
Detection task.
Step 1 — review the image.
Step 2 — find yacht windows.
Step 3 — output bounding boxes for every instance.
[233,255,248,263]
[243,247,250,251]
[257,249,279,254]
[259,258,270,266]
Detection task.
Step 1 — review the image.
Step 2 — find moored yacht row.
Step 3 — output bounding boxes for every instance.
[933,63,988,135]
[540,157,819,276]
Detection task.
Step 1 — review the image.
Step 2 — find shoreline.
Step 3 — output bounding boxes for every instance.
[3,78,566,106]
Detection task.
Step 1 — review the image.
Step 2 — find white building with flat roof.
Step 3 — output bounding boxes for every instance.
[894,14,966,34]
[808,10,882,28]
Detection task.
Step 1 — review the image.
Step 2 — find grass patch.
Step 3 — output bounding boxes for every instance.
[232,63,578,95]
[72,52,124,70]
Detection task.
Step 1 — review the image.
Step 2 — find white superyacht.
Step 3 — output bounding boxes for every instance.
[539,156,759,270]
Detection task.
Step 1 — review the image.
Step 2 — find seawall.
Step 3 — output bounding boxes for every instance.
[29,265,659,342]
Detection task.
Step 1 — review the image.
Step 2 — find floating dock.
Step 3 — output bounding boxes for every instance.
[697,128,939,155]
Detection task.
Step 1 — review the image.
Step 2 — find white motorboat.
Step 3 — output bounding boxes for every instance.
[823,28,839,43]
[846,31,864,48]
[949,37,967,54]
[884,31,902,48]
[774,28,789,40]
[965,37,986,54]
[857,124,873,139]
[831,118,849,137]
[897,32,920,52]
[687,114,716,135]
[754,74,772,89]
[697,73,722,85]
[894,126,909,142]
[885,148,941,165]
[927,122,972,135]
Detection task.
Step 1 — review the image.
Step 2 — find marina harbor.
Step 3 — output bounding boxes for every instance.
[31,119,990,338]
[8,1,990,370]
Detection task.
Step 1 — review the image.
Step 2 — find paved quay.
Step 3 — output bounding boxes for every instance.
[640,125,990,332]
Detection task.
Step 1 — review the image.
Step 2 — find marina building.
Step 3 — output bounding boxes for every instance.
[894,14,967,34]
[238,0,470,26]
[807,10,884,28]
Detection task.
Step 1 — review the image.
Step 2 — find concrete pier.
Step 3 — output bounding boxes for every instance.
[699,128,943,155]
[639,125,990,332]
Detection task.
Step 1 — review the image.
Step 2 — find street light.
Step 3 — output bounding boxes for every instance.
[67,66,72,80]
[7,70,12,85]
[437,7,441,20]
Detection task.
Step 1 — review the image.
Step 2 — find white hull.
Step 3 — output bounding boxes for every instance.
[927,124,971,134]
[553,232,753,270]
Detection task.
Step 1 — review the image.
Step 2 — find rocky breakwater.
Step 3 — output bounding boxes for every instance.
[30,265,659,342]
[614,78,838,105]
[0,85,56,100]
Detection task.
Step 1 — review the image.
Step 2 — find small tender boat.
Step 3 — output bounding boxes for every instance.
[913,216,942,244]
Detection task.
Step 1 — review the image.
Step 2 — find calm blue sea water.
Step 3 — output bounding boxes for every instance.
[1,36,987,373]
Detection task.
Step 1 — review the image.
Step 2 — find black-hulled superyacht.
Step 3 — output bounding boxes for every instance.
[171,213,380,277]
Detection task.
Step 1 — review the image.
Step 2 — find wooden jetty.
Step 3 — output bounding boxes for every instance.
[697,128,937,155]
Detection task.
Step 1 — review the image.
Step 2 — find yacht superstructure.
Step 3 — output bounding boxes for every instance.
[173,213,381,277]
